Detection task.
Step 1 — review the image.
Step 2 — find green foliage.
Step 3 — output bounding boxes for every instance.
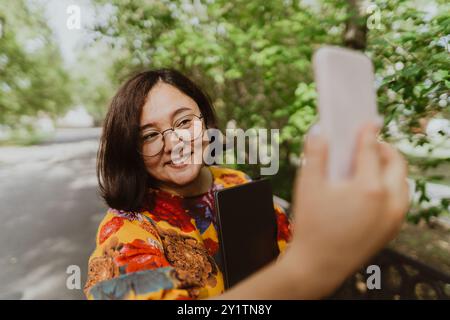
[367,0,450,222]
[92,0,345,199]
[369,0,450,137]
[91,0,449,219]
[70,43,120,125]
[0,0,72,128]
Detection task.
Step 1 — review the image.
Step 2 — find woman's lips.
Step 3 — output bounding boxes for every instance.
[167,162,188,169]
[165,152,193,167]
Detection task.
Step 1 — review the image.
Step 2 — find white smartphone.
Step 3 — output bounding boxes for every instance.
[312,46,381,181]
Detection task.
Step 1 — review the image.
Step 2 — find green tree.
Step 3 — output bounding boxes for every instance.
[366,0,450,222]
[91,0,449,221]
[0,0,72,130]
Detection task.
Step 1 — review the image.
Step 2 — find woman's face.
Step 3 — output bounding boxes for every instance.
[140,81,206,187]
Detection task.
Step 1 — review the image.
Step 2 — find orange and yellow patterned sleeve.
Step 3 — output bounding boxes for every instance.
[273,201,293,254]
[84,210,192,300]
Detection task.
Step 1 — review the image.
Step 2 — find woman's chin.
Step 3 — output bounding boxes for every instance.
[165,163,199,185]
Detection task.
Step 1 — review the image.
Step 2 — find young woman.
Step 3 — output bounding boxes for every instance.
[85,68,409,300]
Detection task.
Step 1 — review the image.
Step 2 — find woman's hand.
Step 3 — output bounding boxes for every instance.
[217,122,409,300]
[282,122,410,298]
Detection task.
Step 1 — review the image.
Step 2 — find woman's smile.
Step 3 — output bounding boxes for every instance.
[165,151,194,168]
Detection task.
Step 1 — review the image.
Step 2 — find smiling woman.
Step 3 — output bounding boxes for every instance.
[85,69,292,299]
[85,68,409,300]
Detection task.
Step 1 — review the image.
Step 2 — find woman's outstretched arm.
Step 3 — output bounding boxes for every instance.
[214,123,409,299]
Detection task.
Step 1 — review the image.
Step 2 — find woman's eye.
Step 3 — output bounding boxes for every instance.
[143,132,159,140]
[176,119,191,128]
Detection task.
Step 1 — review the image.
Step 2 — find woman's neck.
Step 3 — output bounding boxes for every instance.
[155,166,213,197]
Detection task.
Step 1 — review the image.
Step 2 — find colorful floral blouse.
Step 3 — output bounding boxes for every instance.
[84,165,292,300]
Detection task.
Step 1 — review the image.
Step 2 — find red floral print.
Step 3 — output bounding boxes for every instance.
[203,238,219,256]
[275,208,292,242]
[148,190,196,233]
[219,173,246,185]
[99,217,124,244]
[115,239,170,274]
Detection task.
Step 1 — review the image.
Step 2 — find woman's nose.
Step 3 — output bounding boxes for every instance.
[162,130,181,154]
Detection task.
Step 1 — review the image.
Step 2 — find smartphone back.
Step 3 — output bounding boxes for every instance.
[313,46,380,181]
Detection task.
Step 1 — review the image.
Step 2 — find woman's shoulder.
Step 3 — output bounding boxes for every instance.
[99,208,147,223]
[209,165,253,187]
[91,208,168,253]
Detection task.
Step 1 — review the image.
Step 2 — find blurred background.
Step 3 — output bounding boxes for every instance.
[0,0,448,299]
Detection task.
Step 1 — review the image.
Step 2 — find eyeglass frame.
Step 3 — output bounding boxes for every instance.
[138,113,205,157]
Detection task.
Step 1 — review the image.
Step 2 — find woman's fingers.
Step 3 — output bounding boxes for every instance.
[378,142,410,222]
[379,142,408,197]
[379,143,406,180]
[354,123,383,188]
[300,131,328,189]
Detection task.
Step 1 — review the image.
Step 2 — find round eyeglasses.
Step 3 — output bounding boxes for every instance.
[139,114,204,157]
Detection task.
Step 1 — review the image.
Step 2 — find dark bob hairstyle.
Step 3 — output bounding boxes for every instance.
[97,68,217,211]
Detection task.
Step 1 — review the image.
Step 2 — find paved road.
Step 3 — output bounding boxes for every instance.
[0,128,105,299]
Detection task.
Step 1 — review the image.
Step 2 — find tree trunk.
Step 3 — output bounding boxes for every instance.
[343,0,367,51]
